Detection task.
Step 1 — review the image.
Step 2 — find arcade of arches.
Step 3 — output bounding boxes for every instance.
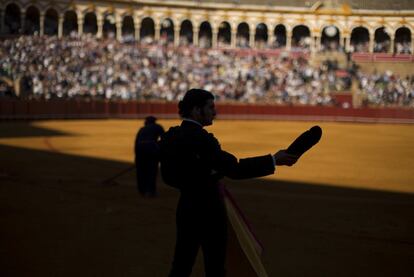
[2,2,414,54]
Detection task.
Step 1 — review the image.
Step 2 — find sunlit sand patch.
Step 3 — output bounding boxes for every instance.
[1,119,413,193]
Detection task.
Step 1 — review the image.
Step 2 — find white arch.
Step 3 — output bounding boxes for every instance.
[44,7,59,17]
[320,24,340,35]
[24,4,40,15]
[4,1,23,11]
[394,25,413,37]
[160,17,175,28]
[350,25,370,36]
[22,3,40,14]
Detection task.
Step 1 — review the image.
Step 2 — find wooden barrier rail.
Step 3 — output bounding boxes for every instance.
[352,53,414,62]
[1,100,414,123]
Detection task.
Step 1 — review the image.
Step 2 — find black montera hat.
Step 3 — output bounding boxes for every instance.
[145,116,157,125]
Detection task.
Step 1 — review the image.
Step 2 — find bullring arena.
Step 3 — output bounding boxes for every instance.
[1,0,414,277]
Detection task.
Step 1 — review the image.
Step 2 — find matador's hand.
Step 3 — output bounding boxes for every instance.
[273,150,299,166]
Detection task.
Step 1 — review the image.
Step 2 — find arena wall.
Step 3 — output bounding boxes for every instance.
[1,100,413,123]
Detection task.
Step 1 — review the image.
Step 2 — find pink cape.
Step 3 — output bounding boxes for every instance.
[220,184,269,277]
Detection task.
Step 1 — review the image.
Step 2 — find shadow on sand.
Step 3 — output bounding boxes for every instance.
[1,142,413,277]
[0,121,72,138]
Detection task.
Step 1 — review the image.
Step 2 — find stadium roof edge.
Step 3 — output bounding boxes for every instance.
[109,0,414,16]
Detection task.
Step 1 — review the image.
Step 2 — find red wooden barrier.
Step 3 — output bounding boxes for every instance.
[352,53,414,63]
[0,100,413,123]
[15,101,29,117]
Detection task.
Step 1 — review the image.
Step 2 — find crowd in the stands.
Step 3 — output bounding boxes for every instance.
[0,34,413,107]
[357,71,414,107]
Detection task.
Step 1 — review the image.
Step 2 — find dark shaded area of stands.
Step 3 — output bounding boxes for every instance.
[0,143,413,277]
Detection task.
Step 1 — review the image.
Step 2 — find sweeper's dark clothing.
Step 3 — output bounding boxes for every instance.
[134,122,164,196]
[159,120,275,277]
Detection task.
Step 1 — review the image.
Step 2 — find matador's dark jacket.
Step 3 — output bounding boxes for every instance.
[159,120,275,191]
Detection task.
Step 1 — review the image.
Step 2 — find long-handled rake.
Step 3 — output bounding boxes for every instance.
[101,165,135,186]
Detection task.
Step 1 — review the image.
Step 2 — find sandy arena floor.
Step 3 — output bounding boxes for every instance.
[1,119,413,277]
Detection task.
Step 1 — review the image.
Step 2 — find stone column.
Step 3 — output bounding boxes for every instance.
[231,26,237,48]
[389,35,395,54]
[58,13,64,38]
[411,36,414,54]
[368,30,374,53]
[268,26,275,48]
[154,20,160,41]
[343,36,350,52]
[20,11,26,34]
[309,35,318,54]
[0,8,5,34]
[286,29,292,51]
[212,26,218,48]
[96,13,103,38]
[249,29,255,48]
[77,11,84,35]
[339,35,344,50]
[193,26,199,47]
[134,19,141,41]
[115,15,122,41]
[312,36,318,52]
[174,26,180,46]
[318,35,323,51]
[40,11,45,35]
